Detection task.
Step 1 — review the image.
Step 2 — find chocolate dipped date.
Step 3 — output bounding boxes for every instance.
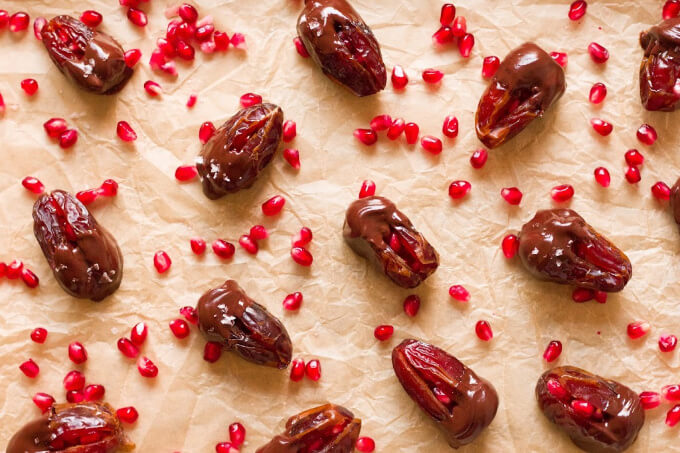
[196,103,284,200]
[475,42,566,148]
[33,190,123,301]
[536,366,645,453]
[196,279,292,368]
[670,177,680,226]
[518,209,632,292]
[639,17,680,111]
[343,196,439,288]
[297,0,387,96]
[392,339,498,449]
[7,402,134,453]
[255,403,361,453]
[41,15,133,95]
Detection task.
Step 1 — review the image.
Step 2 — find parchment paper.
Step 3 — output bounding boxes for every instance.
[2,0,680,451]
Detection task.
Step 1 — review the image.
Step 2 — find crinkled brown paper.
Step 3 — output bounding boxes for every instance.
[1,0,679,451]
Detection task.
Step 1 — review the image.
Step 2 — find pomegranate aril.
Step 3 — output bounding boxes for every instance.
[169,319,190,339]
[212,239,235,259]
[239,235,258,255]
[77,189,99,206]
[186,93,198,108]
[637,124,657,146]
[571,399,595,418]
[451,16,466,37]
[99,179,118,196]
[449,285,470,302]
[374,325,394,341]
[282,120,297,142]
[432,26,454,45]
[458,33,474,58]
[591,118,613,136]
[68,342,87,364]
[420,136,442,154]
[359,180,376,199]
[249,225,269,241]
[117,121,137,142]
[144,80,162,97]
[0,261,6,278]
[9,12,30,32]
[293,36,309,57]
[391,65,408,89]
[482,56,500,78]
[229,422,246,447]
[289,358,306,382]
[440,3,456,26]
[501,187,523,205]
[305,359,321,381]
[551,184,574,202]
[63,370,86,391]
[475,320,493,341]
[80,10,102,27]
[664,0,680,19]
[470,149,488,169]
[588,42,609,64]
[0,11,7,29]
[442,115,458,138]
[640,391,661,410]
[625,149,644,167]
[370,114,392,132]
[153,251,172,274]
[502,234,519,259]
[625,166,641,184]
[178,40,196,60]
[282,148,300,170]
[117,338,140,358]
[652,182,671,201]
[67,390,84,403]
[594,291,608,304]
[354,128,378,146]
[404,122,419,145]
[117,406,139,424]
[124,49,142,68]
[177,307,198,326]
[188,238,207,256]
[664,385,680,401]
[19,359,39,378]
[178,3,198,22]
[137,356,159,378]
[292,227,313,247]
[400,295,420,318]
[33,393,55,413]
[262,195,285,216]
[199,121,216,144]
[422,69,444,84]
[84,384,105,401]
[34,17,47,40]
[43,118,68,138]
[22,176,45,194]
[627,321,650,340]
[543,340,563,362]
[550,51,568,68]
[659,334,678,352]
[282,292,303,311]
[594,167,611,187]
[387,118,405,140]
[214,31,230,51]
[204,341,222,363]
[572,288,594,302]
[21,268,39,288]
[131,322,148,346]
[667,405,680,427]
[547,379,569,400]
[31,327,48,343]
[21,79,39,96]
[175,165,198,181]
[127,7,148,27]
[589,83,607,104]
[568,0,588,20]
[240,92,262,108]
[230,33,247,50]
[448,180,471,200]
[291,247,313,266]
[7,260,23,279]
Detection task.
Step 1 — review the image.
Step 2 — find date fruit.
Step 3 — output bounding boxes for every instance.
[297,0,387,96]
[670,178,680,226]
[536,366,645,453]
[518,209,632,292]
[255,403,361,453]
[639,18,680,111]
[41,16,133,95]
[392,339,498,449]
[343,196,439,288]
[33,190,123,301]
[475,42,566,148]
[7,401,134,453]
[196,279,292,368]
[196,103,284,200]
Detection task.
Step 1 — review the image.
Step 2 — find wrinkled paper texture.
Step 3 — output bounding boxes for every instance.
[1,0,679,451]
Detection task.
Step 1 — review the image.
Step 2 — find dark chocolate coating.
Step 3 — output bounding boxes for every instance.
[392,339,498,449]
[41,16,133,95]
[639,17,680,111]
[196,279,292,368]
[33,190,123,301]
[196,103,283,200]
[536,366,645,453]
[475,42,566,148]
[297,0,387,96]
[518,209,632,292]
[343,196,439,288]
[670,177,680,226]
[256,403,361,453]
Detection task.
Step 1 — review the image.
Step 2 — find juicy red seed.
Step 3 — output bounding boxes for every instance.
[594,167,611,187]
[7,260,23,279]
[84,384,105,401]
[448,180,471,200]
[667,405,680,427]
[204,341,222,363]
[664,0,680,19]
[68,342,88,364]
[180,306,199,325]
[169,319,190,339]
[190,237,207,255]
[158,38,176,58]
[589,83,607,104]
[175,165,198,181]
[212,239,236,259]
[282,292,303,311]
[391,65,408,89]
[153,251,172,274]
[475,320,493,341]
[117,338,140,358]
[420,136,443,154]
[44,118,68,138]
[33,393,55,413]
[440,3,456,26]
[293,36,309,57]
[19,359,40,378]
[214,31,230,51]
[229,422,246,447]
[215,443,239,453]
[482,56,500,78]
[230,33,247,50]
[283,148,301,170]
[65,392,82,403]
[568,0,588,20]
[571,399,595,418]
[627,321,650,340]
[625,166,641,184]
[9,12,30,32]
[117,407,139,424]
[262,195,285,216]
[137,356,159,378]
[127,7,147,27]
[117,121,137,142]
[21,79,39,96]
[22,176,45,194]
[637,124,658,146]
[387,118,405,140]
[354,128,378,146]
[186,93,198,108]
[81,10,103,27]
[422,69,444,84]
[594,291,608,303]
[238,235,258,254]
[659,334,678,352]
[664,385,680,401]
[249,225,269,241]
[449,285,470,302]
[652,182,671,201]
[33,17,45,39]
[291,247,313,266]
[359,180,376,199]
[547,379,569,400]
[502,234,519,259]
[287,358,306,382]
[370,114,392,132]
[403,295,420,317]
[451,16,466,37]
[240,92,262,108]
[282,120,297,142]
[76,189,99,206]
[356,436,376,453]
[442,115,459,138]
[63,370,85,391]
[470,149,488,169]
[305,359,321,381]
[588,42,609,64]
[124,49,142,68]
[100,179,118,196]
[292,227,313,247]
[144,80,162,97]
[432,26,454,45]
[572,288,594,302]
[501,187,523,205]
[31,327,47,344]
[401,123,417,145]
[543,340,563,362]
[550,51,568,68]
[374,325,394,341]
[640,391,661,410]
[178,3,198,22]
[0,11,7,29]
[458,33,475,58]
[131,322,148,346]
[21,268,39,288]
[551,184,574,202]
[591,118,613,136]
[177,40,196,60]
[625,149,644,167]
[199,121,216,144]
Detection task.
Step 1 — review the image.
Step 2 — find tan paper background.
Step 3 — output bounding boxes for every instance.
[2,0,680,451]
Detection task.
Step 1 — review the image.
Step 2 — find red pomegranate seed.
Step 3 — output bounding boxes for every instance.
[551,184,574,202]
[290,358,305,382]
[625,149,644,167]
[213,31,230,51]
[282,120,297,142]
[594,167,611,187]
[664,385,680,401]
[590,118,613,136]
[127,7,147,27]
[420,136,443,154]
[124,49,142,68]
[33,17,46,40]
[99,179,118,197]
[354,128,377,146]
[660,334,678,352]
[61,129,79,149]
[440,3,456,26]
[442,115,458,138]
[291,247,313,266]
[177,40,196,60]
[240,92,262,108]
[652,182,671,201]
[262,195,285,216]
[305,359,321,381]
[458,33,475,58]
[501,187,523,205]
[153,251,171,274]
[131,322,148,346]
[448,180,471,200]
[9,12,30,32]
[402,294,421,317]
[31,327,48,344]
[451,16,466,37]
[667,405,680,427]
[391,65,408,89]
[212,239,236,259]
[63,370,85,391]
[175,165,198,182]
[228,422,246,447]
[76,189,99,206]
[137,356,158,378]
[449,285,470,302]
[249,225,269,241]
[550,51,568,68]
[370,114,392,132]
[374,325,394,341]
[568,0,588,20]
[292,227,313,247]
[33,393,55,413]
[117,338,140,358]
[21,79,39,96]
[43,118,68,138]
[22,176,45,194]
[190,237,207,255]
[158,38,176,58]
[625,166,641,184]
[281,148,300,170]
[81,10,103,27]
[404,122,419,144]
[475,320,493,341]
[571,399,595,418]
[386,118,405,140]
[19,359,39,378]
[215,443,238,453]
[238,235,258,254]
[7,260,23,279]
[637,124,657,146]
[547,379,568,400]
[68,391,85,403]
[543,340,563,362]
[21,268,39,288]
[502,234,519,259]
[293,36,309,57]
[422,69,444,84]
[664,0,680,19]
[627,321,650,340]
[356,436,376,453]
[589,83,607,104]
[572,288,594,302]
[0,11,7,29]
[282,292,303,311]
[68,342,88,364]
[84,384,105,401]
[594,291,608,304]
[186,93,198,108]
[169,319,190,339]
[482,56,500,78]
[470,149,488,169]
[144,80,162,97]
[199,121,216,144]
[359,180,376,199]
[178,3,198,22]
[117,407,139,424]
[640,391,661,410]
[180,306,198,325]
[432,26,454,45]
[203,341,222,363]
[117,121,137,142]
[588,42,609,64]
[230,33,247,50]
[0,261,6,278]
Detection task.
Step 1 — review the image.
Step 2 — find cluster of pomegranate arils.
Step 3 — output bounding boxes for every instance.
[21,329,138,423]
[0,259,39,290]
[214,422,247,453]
[116,321,160,378]
[43,117,79,149]
[0,9,30,33]
[432,3,475,58]
[640,384,680,427]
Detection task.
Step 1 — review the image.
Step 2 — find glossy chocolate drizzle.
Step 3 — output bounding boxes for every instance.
[639,17,680,111]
